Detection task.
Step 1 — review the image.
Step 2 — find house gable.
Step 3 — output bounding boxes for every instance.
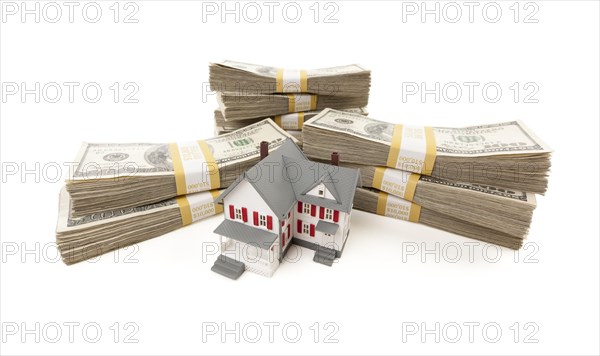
[222,179,278,232]
[305,182,337,201]
[283,156,362,214]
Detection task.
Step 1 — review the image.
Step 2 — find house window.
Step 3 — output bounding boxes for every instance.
[235,208,242,220]
[316,183,326,197]
[303,203,311,215]
[325,208,333,220]
[259,214,266,227]
[302,223,309,234]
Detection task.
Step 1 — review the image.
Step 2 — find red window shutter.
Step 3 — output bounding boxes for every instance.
[281,220,285,227]
[297,202,302,213]
[288,211,290,218]
[310,224,315,237]
[287,225,290,238]
[297,220,302,233]
[282,233,285,247]
[311,204,316,217]
[267,216,273,230]
[229,205,235,219]
[319,207,324,219]
[333,210,339,222]
[253,211,258,226]
[242,207,248,222]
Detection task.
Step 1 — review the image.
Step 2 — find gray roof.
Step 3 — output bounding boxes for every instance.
[214,219,278,249]
[283,155,361,213]
[315,220,339,235]
[214,138,361,217]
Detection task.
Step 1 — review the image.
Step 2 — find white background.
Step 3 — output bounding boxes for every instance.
[1,1,599,355]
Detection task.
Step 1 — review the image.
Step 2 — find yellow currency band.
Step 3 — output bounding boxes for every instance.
[301,70,308,92]
[276,69,308,92]
[385,124,437,175]
[170,143,187,196]
[405,173,420,201]
[176,196,192,226]
[177,190,223,226]
[386,124,404,169]
[297,112,305,129]
[423,127,436,176]
[274,112,305,130]
[372,167,420,201]
[409,204,421,223]
[287,94,318,112]
[211,190,224,214]
[376,191,388,216]
[372,167,384,191]
[169,140,221,196]
[287,95,293,112]
[376,191,421,223]
[198,140,221,191]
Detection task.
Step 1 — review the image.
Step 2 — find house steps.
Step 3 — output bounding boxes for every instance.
[211,255,245,280]
[313,246,337,266]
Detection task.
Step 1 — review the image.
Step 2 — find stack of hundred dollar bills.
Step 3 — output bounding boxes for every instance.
[56,119,296,264]
[209,60,371,142]
[302,109,552,249]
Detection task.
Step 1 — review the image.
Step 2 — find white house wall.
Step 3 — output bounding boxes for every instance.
[222,179,354,256]
[280,207,294,256]
[223,179,279,239]
[334,211,350,250]
[305,183,337,201]
[293,202,351,252]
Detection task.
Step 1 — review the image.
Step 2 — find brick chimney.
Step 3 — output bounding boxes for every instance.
[260,141,269,160]
[331,152,339,166]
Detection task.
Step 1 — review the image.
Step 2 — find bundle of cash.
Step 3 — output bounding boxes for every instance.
[56,188,223,265]
[209,60,371,97]
[348,164,536,239]
[303,109,552,193]
[214,107,368,129]
[217,92,368,121]
[66,119,295,217]
[215,127,303,146]
[353,188,524,249]
[215,108,368,144]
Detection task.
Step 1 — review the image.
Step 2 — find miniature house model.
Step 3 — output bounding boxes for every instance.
[212,138,361,279]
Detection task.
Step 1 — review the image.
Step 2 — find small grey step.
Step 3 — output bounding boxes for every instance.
[313,247,336,267]
[211,255,245,280]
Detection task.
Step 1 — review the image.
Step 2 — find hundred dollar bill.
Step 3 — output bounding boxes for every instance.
[303,109,552,193]
[347,164,536,239]
[210,60,371,97]
[216,92,369,121]
[56,187,223,265]
[214,107,369,145]
[214,107,368,128]
[353,187,525,250]
[216,127,303,145]
[66,119,296,217]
